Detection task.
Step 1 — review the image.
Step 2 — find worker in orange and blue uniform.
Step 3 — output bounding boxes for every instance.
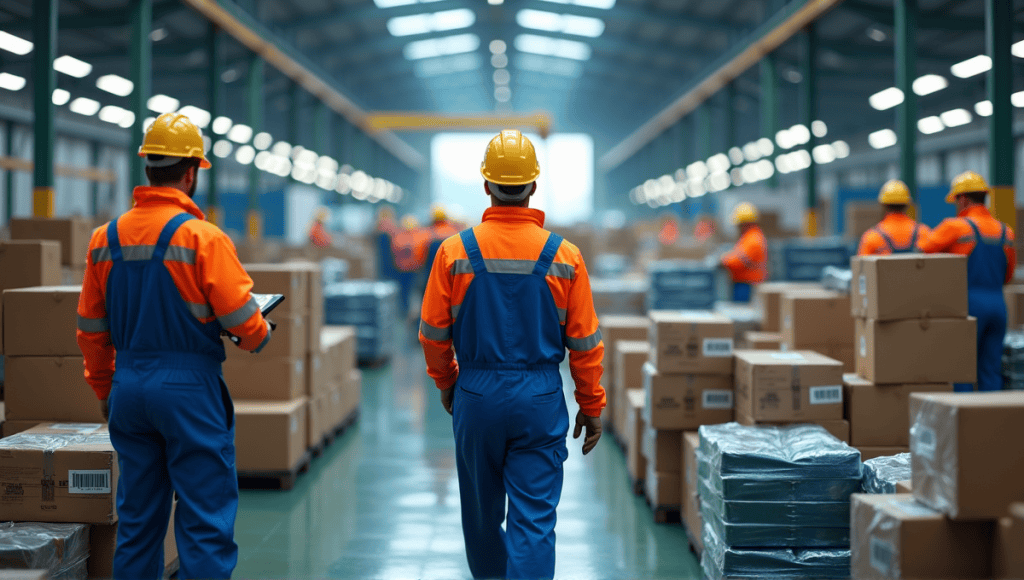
[308,206,333,248]
[919,171,1016,392]
[76,113,273,580]
[392,215,432,317]
[857,180,931,255]
[720,202,768,302]
[419,130,605,580]
[427,204,461,268]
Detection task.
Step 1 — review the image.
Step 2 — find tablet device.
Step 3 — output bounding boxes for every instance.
[252,293,285,316]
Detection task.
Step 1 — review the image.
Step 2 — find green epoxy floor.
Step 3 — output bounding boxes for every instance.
[234,338,701,579]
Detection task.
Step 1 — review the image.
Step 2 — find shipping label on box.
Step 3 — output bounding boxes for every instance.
[780,289,853,349]
[223,357,305,401]
[843,374,951,447]
[641,363,733,430]
[234,398,308,472]
[734,350,844,422]
[856,317,977,384]
[3,286,82,356]
[0,423,118,524]
[243,265,309,315]
[0,240,62,294]
[851,254,968,320]
[4,356,105,422]
[649,311,734,374]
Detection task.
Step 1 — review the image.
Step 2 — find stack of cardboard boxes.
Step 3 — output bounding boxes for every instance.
[597,315,648,431]
[848,254,969,460]
[779,289,855,370]
[321,325,361,432]
[746,281,821,350]
[9,217,92,286]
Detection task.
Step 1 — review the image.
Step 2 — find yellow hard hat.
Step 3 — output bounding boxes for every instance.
[878,179,911,205]
[431,204,447,222]
[480,129,540,186]
[731,202,758,225]
[138,112,211,169]
[401,215,419,230]
[315,206,330,222]
[945,170,989,203]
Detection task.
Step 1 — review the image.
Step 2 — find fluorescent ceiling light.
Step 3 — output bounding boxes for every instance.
[728,147,744,166]
[51,88,70,106]
[387,9,475,37]
[142,117,155,132]
[98,105,131,125]
[788,124,810,146]
[775,129,794,150]
[494,86,512,103]
[569,0,616,9]
[490,40,507,54]
[517,10,604,38]
[707,153,730,173]
[211,116,233,135]
[869,87,904,111]
[742,142,760,162]
[69,97,101,116]
[404,33,480,60]
[373,0,415,7]
[177,105,211,129]
[514,53,582,77]
[96,74,134,97]
[0,31,32,55]
[756,137,774,157]
[212,140,233,158]
[811,120,827,138]
[514,34,591,61]
[227,123,253,144]
[1014,39,1024,58]
[975,100,993,117]
[866,26,886,42]
[912,74,948,96]
[1013,91,1024,108]
[939,108,972,128]
[147,94,179,113]
[0,72,26,91]
[235,145,256,165]
[488,0,503,4]
[53,55,92,78]
[414,53,480,77]
[832,140,850,159]
[868,128,897,149]
[493,68,511,84]
[150,28,168,42]
[951,55,991,79]
[118,110,136,129]
[917,116,945,135]
[491,53,508,68]
[253,132,273,150]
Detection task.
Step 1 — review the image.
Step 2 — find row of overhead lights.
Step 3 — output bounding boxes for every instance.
[490,40,511,104]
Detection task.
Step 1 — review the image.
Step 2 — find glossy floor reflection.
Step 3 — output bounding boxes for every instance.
[234,335,701,579]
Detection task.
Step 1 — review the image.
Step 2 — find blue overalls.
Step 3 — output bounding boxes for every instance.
[732,282,752,303]
[873,223,921,254]
[104,213,239,580]
[957,218,1009,392]
[451,229,570,580]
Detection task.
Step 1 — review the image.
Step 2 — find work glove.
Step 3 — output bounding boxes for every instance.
[99,399,109,422]
[440,386,455,416]
[573,410,602,455]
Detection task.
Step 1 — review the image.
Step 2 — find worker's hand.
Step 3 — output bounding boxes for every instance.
[440,386,455,415]
[266,319,277,332]
[99,399,109,422]
[573,411,602,455]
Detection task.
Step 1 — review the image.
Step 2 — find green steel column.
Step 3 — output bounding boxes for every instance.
[760,53,778,189]
[988,0,1014,230]
[287,81,299,183]
[246,55,263,241]
[802,24,818,236]
[207,23,222,225]
[338,116,352,166]
[697,105,711,161]
[32,0,57,218]
[6,122,14,222]
[725,82,737,155]
[91,142,100,217]
[314,101,329,157]
[896,0,917,212]
[129,0,152,190]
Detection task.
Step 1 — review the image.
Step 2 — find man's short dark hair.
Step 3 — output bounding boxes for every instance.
[145,156,200,186]
[961,191,987,205]
[497,184,528,197]
[883,203,907,213]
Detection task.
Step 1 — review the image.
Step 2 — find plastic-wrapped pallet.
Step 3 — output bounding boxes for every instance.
[323,281,398,362]
[702,523,851,580]
[0,523,89,580]
[320,258,349,285]
[590,278,649,315]
[820,266,852,294]
[1003,330,1024,390]
[861,453,912,494]
[775,238,851,282]
[646,260,718,310]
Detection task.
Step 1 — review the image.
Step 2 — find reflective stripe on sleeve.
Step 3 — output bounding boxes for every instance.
[77,315,109,333]
[557,308,567,324]
[566,328,602,351]
[252,321,272,354]
[218,296,260,329]
[91,246,112,263]
[451,303,461,320]
[92,245,197,263]
[451,260,474,276]
[420,320,452,341]
[186,301,214,319]
[164,246,197,264]
[547,263,575,280]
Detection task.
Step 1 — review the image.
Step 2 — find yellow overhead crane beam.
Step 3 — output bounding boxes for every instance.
[364,112,553,138]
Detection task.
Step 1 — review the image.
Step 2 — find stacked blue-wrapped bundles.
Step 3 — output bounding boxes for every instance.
[860,453,912,494]
[698,422,861,579]
[1003,330,1024,390]
[324,280,398,362]
[646,260,717,310]
[775,238,851,282]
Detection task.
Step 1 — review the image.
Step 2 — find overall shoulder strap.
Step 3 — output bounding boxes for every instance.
[909,224,920,248]
[533,233,564,277]
[106,219,123,262]
[153,213,194,261]
[873,226,897,253]
[459,228,486,275]
[1000,223,1008,247]
[964,217,984,244]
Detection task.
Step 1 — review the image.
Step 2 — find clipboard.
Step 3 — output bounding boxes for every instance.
[252,293,285,317]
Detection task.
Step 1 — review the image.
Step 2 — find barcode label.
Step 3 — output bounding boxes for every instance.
[859,274,867,295]
[702,338,733,357]
[809,386,842,405]
[69,470,111,494]
[869,536,894,575]
[912,425,936,460]
[702,390,733,410]
[860,335,867,357]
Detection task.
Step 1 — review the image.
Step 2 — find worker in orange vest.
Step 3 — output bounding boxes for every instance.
[308,206,333,248]
[857,180,930,255]
[720,202,768,302]
[919,171,1016,391]
[428,204,461,268]
[392,215,431,317]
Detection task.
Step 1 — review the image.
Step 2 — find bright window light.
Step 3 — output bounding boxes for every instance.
[811,120,827,138]
[940,108,972,127]
[494,86,512,103]
[388,14,431,37]
[142,117,155,133]
[975,100,993,116]
[235,145,256,165]
[0,31,33,55]
[69,97,101,116]
[517,10,604,38]
[227,123,253,144]
[253,132,273,150]
[514,34,591,61]
[832,140,850,159]
[869,87,904,111]
[96,74,133,97]
[147,94,179,113]
[951,55,991,79]
[917,116,945,135]
[404,33,480,60]
[493,68,511,84]
[176,105,211,129]
[387,9,475,37]
[868,128,897,149]
[212,140,233,158]
[118,110,136,128]
[912,74,948,96]
[98,105,130,125]
[488,0,503,5]
[53,55,92,78]
[1013,91,1024,108]
[211,116,233,135]
[0,72,26,91]
[1014,39,1024,58]
[51,88,70,105]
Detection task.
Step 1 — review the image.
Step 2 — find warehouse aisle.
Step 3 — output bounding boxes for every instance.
[233,336,700,579]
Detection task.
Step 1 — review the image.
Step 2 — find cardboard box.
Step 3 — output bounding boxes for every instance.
[1006,285,1024,328]
[648,311,734,374]
[641,427,682,474]
[754,281,822,332]
[346,369,362,420]
[243,265,309,316]
[780,289,853,349]
[641,363,733,430]
[0,423,117,524]
[910,392,1024,520]
[61,265,86,286]
[844,201,884,242]
[226,315,307,360]
[599,315,649,390]
[843,374,951,447]
[307,393,328,449]
[10,217,93,267]
[234,398,308,472]
[896,480,912,493]
[856,317,977,384]
[89,501,178,579]
[994,503,1024,579]
[821,343,855,373]
[0,240,62,293]
[321,326,357,382]
[850,493,993,579]
[305,352,327,398]
[859,446,910,461]
[2,420,41,438]
[644,467,681,507]
[3,286,81,356]
[851,254,968,321]
[682,431,703,551]
[624,389,646,484]
[285,261,323,353]
[734,350,844,422]
[4,356,106,422]
[614,340,649,429]
[742,331,782,350]
[736,412,851,443]
[223,357,305,401]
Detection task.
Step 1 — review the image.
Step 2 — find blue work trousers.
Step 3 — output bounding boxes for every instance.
[956,289,1007,392]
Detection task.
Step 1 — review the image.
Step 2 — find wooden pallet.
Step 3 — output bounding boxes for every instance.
[629,476,645,497]
[237,451,312,491]
[652,505,682,524]
[684,521,703,557]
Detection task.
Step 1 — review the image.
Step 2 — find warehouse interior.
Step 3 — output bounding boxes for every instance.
[2,0,1024,578]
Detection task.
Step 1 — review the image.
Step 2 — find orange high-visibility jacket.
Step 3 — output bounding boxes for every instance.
[857,213,931,256]
[431,220,461,242]
[418,207,606,417]
[721,225,768,284]
[77,187,269,400]
[392,227,432,272]
[918,205,1016,282]
[309,221,333,248]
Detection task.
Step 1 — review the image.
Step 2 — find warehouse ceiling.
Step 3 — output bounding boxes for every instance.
[0,0,1022,162]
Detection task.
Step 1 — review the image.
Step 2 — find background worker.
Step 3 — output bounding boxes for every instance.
[919,170,1016,392]
[392,215,431,319]
[76,112,273,580]
[857,180,930,255]
[419,129,605,580]
[427,204,461,268]
[720,202,767,303]
[308,206,333,248]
